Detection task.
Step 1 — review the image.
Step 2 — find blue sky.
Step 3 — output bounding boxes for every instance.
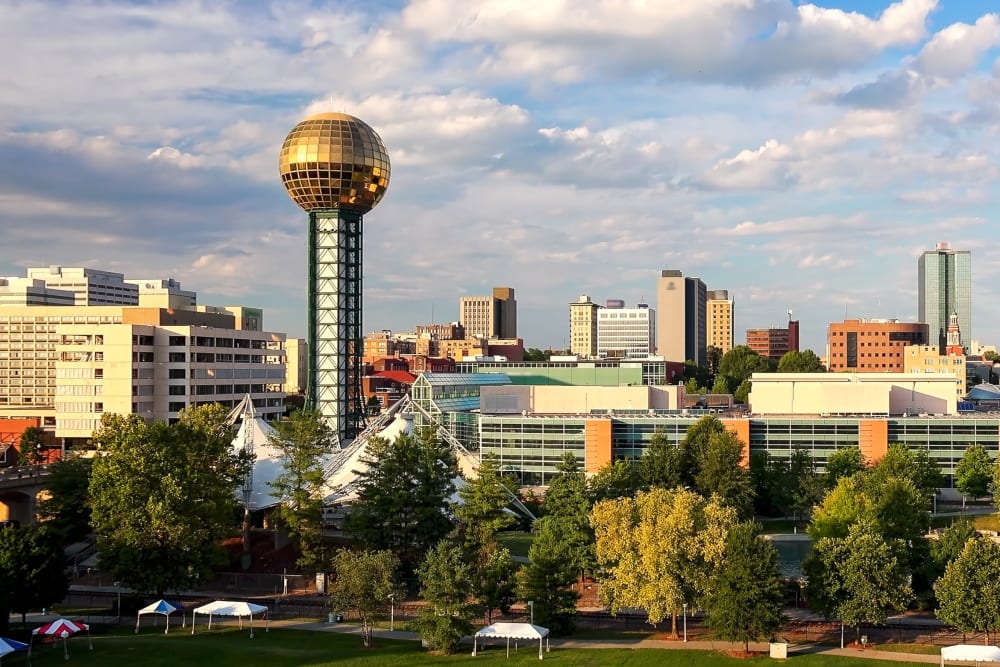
[1,0,999,354]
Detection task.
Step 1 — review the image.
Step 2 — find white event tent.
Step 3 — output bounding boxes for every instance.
[191,601,268,639]
[136,599,185,634]
[941,645,1000,667]
[473,622,550,660]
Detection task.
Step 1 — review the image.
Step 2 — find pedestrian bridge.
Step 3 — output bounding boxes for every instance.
[0,464,53,524]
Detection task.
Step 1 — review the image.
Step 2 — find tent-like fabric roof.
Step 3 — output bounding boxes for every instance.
[941,645,1000,664]
[475,622,549,640]
[138,600,183,615]
[32,619,88,638]
[0,637,28,659]
[193,601,267,617]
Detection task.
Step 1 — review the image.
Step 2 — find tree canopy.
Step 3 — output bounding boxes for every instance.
[0,525,69,633]
[824,448,865,488]
[519,516,582,635]
[346,428,457,570]
[640,427,684,490]
[777,349,826,373]
[268,409,337,574]
[36,454,93,543]
[705,522,785,651]
[935,537,1000,643]
[415,540,479,653]
[591,487,737,636]
[89,406,247,595]
[718,346,774,391]
[328,548,400,648]
[956,445,993,498]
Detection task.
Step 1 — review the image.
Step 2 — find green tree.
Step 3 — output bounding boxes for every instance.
[928,518,978,587]
[519,516,581,635]
[346,428,457,570]
[824,448,865,488]
[36,455,93,543]
[750,451,787,517]
[328,548,400,648]
[777,349,826,373]
[809,474,929,546]
[415,540,479,653]
[523,348,547,362]
[787,448,825,519]
[705,346,723,377]
[718,346,774,389]
[804,521,912,641]
[0,525,69,633]
[678,415,726,486]
[711,375,731,395]
[589,459,639,503]
[935,537,1000,643]
[18,426,46,466]
[706,522,785,651]
[956,445,993,498]
[734,379,753,405]
[268,409,336,574]
[695,429,754,518]
[639,427,684,490]
[454,455,518,623]
[869,444,943,502]
[541,453,594,575]
[89,407,246,595]
[591,487,737,637]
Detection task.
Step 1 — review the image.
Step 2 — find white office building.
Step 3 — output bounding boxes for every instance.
[597,305,655,359]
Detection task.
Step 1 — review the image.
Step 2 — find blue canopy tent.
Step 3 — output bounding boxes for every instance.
[0,638,28,665]
[136,600,185,634]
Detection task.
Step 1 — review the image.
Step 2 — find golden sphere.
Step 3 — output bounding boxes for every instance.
[278,112,391,213]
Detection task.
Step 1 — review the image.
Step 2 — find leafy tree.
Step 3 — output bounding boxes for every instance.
[734,379,753,405]
[711,375,730,395]
[787,448,825,519]
[328,548,400,648]
[268,409,336,574]
[810,474,929,547]
[591,487,737,637]
[519,516,581,635]
[935,537,1000,643]
[89,407,246,596]
[682,361,711,394]
[956,445,993,498]
[869,444,943,501]
[454,455,518,623]
[718,346,774,389]
[706,522,784,651]
[928,519,978,587]
[804,521,912,641]
[346,428,457,570]
[36,455,93,543]
[777,349,826,373]
[523,348,547,362]
[695,429,754,518]
[589,459,639,503]
[415,540,479,653]
[640,427,684,490]
[809,476,873,541]
[824,448,865,488]
[705,345,723,377]
[678,415,726,486]
[750,451,786,517]
[0,525,69,633]
[18,426,46,465]
[541,453,594,575]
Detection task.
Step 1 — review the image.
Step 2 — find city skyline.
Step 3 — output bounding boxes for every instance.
[1,1,999,354]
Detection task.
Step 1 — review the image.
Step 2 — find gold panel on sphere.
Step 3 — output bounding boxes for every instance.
[278,112,391,213]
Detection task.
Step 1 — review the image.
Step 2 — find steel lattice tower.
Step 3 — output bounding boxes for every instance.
[279,113,391,443]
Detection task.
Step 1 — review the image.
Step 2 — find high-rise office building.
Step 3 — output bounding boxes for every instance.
[569,294,600,358]
[656,269,706,364]
[597,304,655,359]
[918,242,972,353]
[459,287,517,339]
[706,289,734,354]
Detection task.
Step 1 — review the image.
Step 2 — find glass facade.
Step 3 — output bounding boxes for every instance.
[888,418,999,486]
[919,247,972,350]
[480,416,588,486]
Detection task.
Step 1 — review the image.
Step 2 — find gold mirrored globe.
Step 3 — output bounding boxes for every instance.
[279,112,391,213]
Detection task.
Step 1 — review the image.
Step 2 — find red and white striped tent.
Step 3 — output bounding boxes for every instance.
[29,618,92,661]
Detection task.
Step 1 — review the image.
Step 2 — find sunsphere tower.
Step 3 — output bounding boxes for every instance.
[279,112,391,442]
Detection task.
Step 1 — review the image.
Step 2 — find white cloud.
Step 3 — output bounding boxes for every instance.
[913,14,1000,79]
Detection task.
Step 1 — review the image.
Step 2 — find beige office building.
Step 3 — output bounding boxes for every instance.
[0,305,285,442]
[285,338,308,394]
[656,269,706,364]
[569,294,600,358]
[707,290,734,354]
[0,278,75,306]
[459,287,517,339]
[903,345,966,400]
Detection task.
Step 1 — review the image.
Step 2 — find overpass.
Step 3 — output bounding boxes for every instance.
[0,464,53,524]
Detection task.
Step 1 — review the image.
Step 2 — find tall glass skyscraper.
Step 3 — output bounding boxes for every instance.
[918,242,971,352]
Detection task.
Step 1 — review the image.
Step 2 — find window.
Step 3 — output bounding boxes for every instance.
[168,368,185,379]
[168,401,186,412]
[168,385,186,396]
[168,352,186,363]
[94,368,103,379]
[168,336,186,346]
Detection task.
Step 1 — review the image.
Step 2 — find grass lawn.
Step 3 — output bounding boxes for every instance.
[4,626,936,667]
[498,531,533,559]
[973,513,1000,532]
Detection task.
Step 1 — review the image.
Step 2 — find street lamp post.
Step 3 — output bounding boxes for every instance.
[683,603,688,642]
[527,600,534,624]
[114,581,121,623]
[388,594,395,632]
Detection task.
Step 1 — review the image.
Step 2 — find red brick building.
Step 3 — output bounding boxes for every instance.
[827,319,929,372]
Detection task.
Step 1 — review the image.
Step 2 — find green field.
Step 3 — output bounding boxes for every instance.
[6,626,936,667]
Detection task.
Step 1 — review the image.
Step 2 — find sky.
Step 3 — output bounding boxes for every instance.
[1,0,998,355]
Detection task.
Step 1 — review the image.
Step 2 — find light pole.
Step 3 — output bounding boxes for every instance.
[527,600,534,624]
[114,581,121,623]
[388,594,395,632]
[683,603,688,642]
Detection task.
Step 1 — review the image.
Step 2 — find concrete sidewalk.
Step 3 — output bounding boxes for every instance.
[273,619,942,663]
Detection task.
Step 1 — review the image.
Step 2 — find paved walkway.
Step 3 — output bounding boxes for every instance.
[270,618,943,663]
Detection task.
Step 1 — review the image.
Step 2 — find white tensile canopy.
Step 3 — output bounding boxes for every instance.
[229,396,282,510]
[941,645,1000,666]
[136,599,185,634]
[191,601,268,638]
[473,622,550,660]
